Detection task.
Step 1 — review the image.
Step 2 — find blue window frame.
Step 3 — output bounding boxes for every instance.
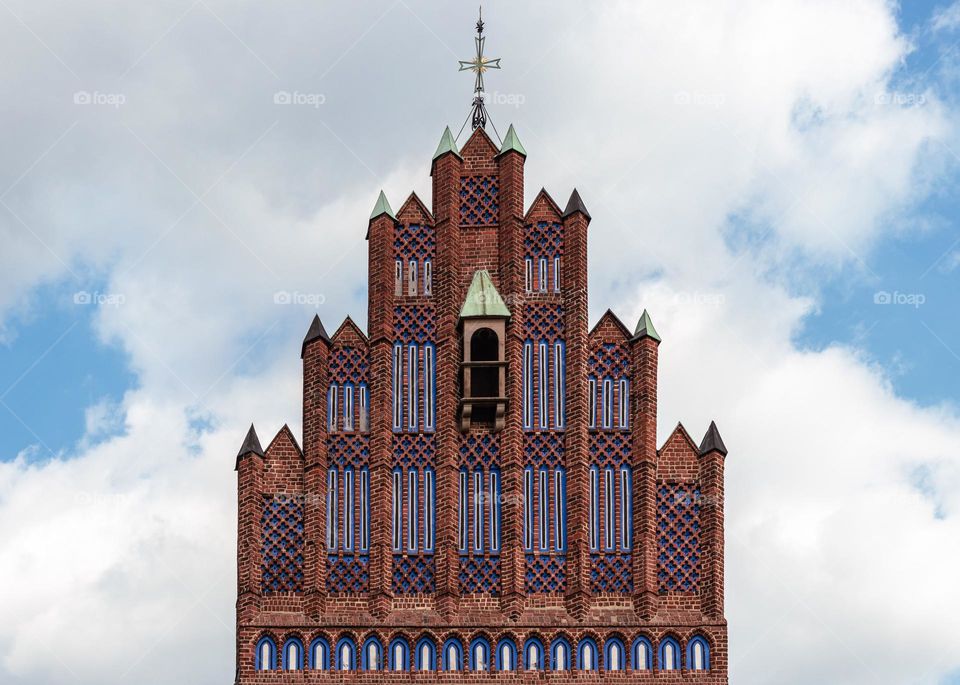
[255,636,276,671]
[326,468,338,551]
[522,341,533,429]
[538,257,547,291]
[618,378,629,429]
[424,343,436,431]
[392,343,403,431]
[395,259,403,295]
[524,258,533,292]
[388,638,409,672]
[589,465,600,551]
[469,637,490,671]
[578,637,598,670]
[632,636,653,671]
[553,341,565,429]
[588,377,597,428]
[309,637,330,670]
[602,377,613,428]
[407,469,418,552]
[408,259,418,295]
[391,468,402,551]
[327,384,338,432]
[424,467,435,553]
[553,255,561,292]
[283,637,304,671]
[538,467,549,551]
[458,469,468,553]
[335,637,356,671]
[605,638,626,671]
[687,636,710,671]
[553,467,567,551]
[551,637,571,671]
[604,466,615,550]
[537,341,548,428]
[361,637,382,670]
[523,638,544,671]
[658,637,681,671]
[423,258,433,296]
[343,382,354,431]
[620,466,632,551]
[407,344,418,430]
[490,468,501,553]
[415,637,436,671]
[360,467,370,552]
[344,466,355,551]
[523,467,534,550]
[495,638,517,671]
[359,382,369,432]
[473,468,483,552]
[442,638,463,671]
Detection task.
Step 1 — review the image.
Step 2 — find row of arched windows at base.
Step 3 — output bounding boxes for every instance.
[255,633,710,673]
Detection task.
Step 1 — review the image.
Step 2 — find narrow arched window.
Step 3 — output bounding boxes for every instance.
[553,341,565,428]
[343,467,354,551]
[407,469,418,552]
[588,466,600,551]
[620,466,632,550]
[424,467,435,553]
[327,385,338,432]
[524,640,543,671]
[338,640,354,671]
[363,639,381,670]
[444,641,462,671]
[497,640,516,671]
[310,638,329,669]
[423,259,432,296]
[391,343,403,430]
[524,258,533,292]
[389,639,408,671]
[284,639,303,670]
[407,344,418,429]
[537,341,549,428]
[408,259,417,295]
[522,342,533,429]
[632,637,652,671]
[360,467,369,552]
[538,257,547,292]
[256,637,276,671]
[606,639,626,671]
[688,636,710,671]
[604,467,615,550]
[394,259,403,296]
[416,638,435,671]
[552,640,569,671]
[588,376,597,428]
[471,640,488,671]
[326,468,337,551]
[618,378,629,428]
[659,638,680,671]
[343,383,354,432]
[580,640,597,670]
[553,255,561,292]
[391,468,402,551]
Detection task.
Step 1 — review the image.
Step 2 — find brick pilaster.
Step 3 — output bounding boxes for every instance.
[630,335,659,617]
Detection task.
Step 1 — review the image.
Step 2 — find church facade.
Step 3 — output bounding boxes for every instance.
[233,119,729,682]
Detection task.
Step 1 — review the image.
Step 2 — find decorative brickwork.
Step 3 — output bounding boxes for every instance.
[657,483,702,593]
[459,175,499,225]
[260,496,304,594]
[525,554,566,593]
[235,124,728,682]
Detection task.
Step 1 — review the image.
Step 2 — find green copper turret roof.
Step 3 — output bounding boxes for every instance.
[633,309,661,342]
[459,270,512,319]
[432,126,462,161]
[369,190,396,221]
[498,124,527,157]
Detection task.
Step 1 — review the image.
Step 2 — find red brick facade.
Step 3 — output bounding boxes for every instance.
[235,126,728,682]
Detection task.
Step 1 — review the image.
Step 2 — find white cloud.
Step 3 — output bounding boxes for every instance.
[0,2,958,684]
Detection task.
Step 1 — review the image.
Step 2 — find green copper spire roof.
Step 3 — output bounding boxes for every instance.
[498,124,527,156]
[633,309,661,342]
[369,190,396,221]
[459,270,512,319]
[432,126,462,161]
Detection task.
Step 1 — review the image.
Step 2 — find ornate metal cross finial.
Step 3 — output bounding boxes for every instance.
[458,7,501,131]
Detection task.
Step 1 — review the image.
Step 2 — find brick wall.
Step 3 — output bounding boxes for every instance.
[235,128,728,683]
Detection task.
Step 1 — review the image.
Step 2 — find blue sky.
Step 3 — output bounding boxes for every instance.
[3,1,957,457]
[1,2,959,684]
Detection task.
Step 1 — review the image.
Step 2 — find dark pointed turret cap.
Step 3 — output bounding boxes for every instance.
[562,188,591,221]
[236,423,265,464]
[301,314,330,358]
[699,421,728,456]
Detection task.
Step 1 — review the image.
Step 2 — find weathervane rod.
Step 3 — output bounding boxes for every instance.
[458,6,501,132]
